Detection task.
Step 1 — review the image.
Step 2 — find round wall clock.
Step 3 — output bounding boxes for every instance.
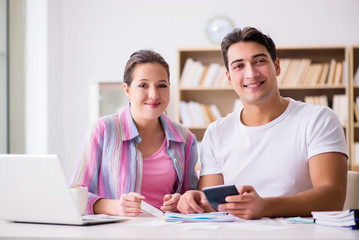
[205,16,235,45]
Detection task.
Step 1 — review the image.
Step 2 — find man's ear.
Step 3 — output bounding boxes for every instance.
[274,58,281,76]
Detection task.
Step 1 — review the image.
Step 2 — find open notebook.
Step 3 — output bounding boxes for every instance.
[0,154,128,225]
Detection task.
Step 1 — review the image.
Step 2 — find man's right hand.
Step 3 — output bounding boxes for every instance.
[177,190,214,214]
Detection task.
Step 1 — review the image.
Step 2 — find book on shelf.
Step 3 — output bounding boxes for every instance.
[281,59,300,86]
[191,61,205,87]
[354,143,359,165]
[300,64,312,86]
[318,63,330,85]
[204,105,217,123]
[182,60,205,87]
[180,58,194,87]
[296,58,312,85]
[333,61,343,85]
[215,69,229,87]
[201,63,221,87]
[309,64,324,86]
[180,101,194,126]
[281,58,312,86]
[198,65,210,86]
[342,60,347,84]
[200,104,212,126]
[356,97,359,114]
[278,58,339,87]
[354,97,359,123]
[326,59,337,85]
[277,58,291,85]
[332,94,348,126]
[311,209,359,229]
[304,95,328,107]
[354,100,359,123]
[180,58,228,88]
[354,65,359,86]
[188,101,206,126]
[212,66,227,87]
[180,101,223,127]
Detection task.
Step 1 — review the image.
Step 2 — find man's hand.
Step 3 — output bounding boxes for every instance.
[160,193,181,212]
[218,185,267,219]
[177,190,213,214]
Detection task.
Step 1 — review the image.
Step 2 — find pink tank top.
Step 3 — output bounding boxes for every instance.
[141,138,177,209]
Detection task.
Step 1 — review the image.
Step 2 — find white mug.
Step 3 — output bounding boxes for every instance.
[71,186,88,216]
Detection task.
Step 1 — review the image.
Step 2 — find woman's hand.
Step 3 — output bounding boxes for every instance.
[94,192,145,217]
[160,193,181,212]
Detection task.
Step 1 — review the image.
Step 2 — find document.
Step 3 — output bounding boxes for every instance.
[311,209,359,229]
[141,201,164,219]
[164,211,235,222]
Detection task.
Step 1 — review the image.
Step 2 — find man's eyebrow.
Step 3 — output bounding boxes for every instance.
[253,53,268,59]
[230,53,269,66]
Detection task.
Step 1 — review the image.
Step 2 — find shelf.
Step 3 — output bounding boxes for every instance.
[351,46,359,171]
[181,85,347,91]
[279,85,346,90]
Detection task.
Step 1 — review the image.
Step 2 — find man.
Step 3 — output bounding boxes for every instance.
[177,27,348,219]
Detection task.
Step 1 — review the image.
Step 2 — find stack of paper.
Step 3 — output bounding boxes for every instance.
[164,212,234,222]
[311,209,359,229]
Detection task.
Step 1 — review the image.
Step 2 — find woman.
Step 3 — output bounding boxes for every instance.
[71,50,198,217]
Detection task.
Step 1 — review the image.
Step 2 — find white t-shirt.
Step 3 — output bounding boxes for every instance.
[200,98,348,198]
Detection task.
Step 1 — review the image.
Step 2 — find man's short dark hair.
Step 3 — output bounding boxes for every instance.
[221,27,277,71]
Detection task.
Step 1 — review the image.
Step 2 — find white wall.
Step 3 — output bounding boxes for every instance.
[0,0,7,153]
[25,0,48,153]
[26,0,359,179]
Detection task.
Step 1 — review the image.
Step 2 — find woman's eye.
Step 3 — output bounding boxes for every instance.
[138,83,147,88]
[158,84,168,88]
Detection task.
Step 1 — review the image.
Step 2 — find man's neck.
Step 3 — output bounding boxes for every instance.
[240,97,290,126]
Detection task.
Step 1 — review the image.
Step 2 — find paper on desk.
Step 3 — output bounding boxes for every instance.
[225,218,297,231]
[226,222,296,231]
[164,211,235,222]
[141,201,164,219]
[129,219,180,227]
[181,222,220,230]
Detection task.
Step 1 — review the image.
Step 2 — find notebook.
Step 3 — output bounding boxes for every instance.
[0,154,129,225]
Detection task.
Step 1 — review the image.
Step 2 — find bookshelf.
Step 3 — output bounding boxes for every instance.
[350,46,359,172]
[176,49,237,140]
[177,46,355,170]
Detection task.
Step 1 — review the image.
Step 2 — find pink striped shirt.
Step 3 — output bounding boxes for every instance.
[71,104,198,214]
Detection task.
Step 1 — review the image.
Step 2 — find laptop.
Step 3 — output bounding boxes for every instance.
[0,154,129,225]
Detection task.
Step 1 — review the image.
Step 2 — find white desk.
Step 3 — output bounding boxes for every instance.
[0,215,358,240]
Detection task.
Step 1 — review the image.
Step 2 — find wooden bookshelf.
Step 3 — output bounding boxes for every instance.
[177,46,356,171]
[350,45,359,172]
[176,48,238,139]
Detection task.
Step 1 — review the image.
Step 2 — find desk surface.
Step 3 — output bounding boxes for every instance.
[0,215,358,240]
